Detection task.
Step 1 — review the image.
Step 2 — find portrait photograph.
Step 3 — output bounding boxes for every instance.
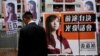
[24,0,40,24]
[82,0,96,12]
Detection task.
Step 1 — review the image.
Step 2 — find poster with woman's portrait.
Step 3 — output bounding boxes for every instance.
[4,0,17,34]
[82,0,96,12]
[43,13,73,55]
[43,12,98,55]
[24,0,40,24]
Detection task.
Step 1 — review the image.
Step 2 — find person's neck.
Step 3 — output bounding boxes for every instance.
[28,20,35,24]
[51,31,58,39]
[30,10,34,13]
[51,31,57,36]
[9,13,13,16]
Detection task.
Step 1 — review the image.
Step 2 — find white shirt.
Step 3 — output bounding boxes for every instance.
[53,35,64,52]
[28,20,35,24]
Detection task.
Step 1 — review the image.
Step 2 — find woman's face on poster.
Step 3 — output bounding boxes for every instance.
[84,4,91,11]
[7,5,13,13]
[50,18,60,31]
[28,3,35,11]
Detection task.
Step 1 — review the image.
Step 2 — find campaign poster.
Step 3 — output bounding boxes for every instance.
[0,1,17,55]
[81,0,96,12]
[3,0,17,34]
[24,0,40,24]
[43,12,98,55]
[43,13,74,55]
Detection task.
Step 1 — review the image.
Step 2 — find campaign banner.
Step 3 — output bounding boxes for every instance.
[24,0,40,24]
[3,0,17,34]
[43,12,98,55]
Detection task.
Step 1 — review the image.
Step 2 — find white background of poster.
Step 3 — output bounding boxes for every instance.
[68,40,79,55]
[80,39,98,55]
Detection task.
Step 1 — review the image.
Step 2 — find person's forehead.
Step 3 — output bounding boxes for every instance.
[52,18,59,22]
[7,5,11,8]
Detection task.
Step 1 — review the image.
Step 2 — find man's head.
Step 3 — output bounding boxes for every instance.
[22,12,33,25]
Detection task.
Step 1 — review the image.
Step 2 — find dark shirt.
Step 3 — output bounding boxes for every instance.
[18,22,47,56]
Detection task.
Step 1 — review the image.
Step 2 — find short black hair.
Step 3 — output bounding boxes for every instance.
[22,11,33,20]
